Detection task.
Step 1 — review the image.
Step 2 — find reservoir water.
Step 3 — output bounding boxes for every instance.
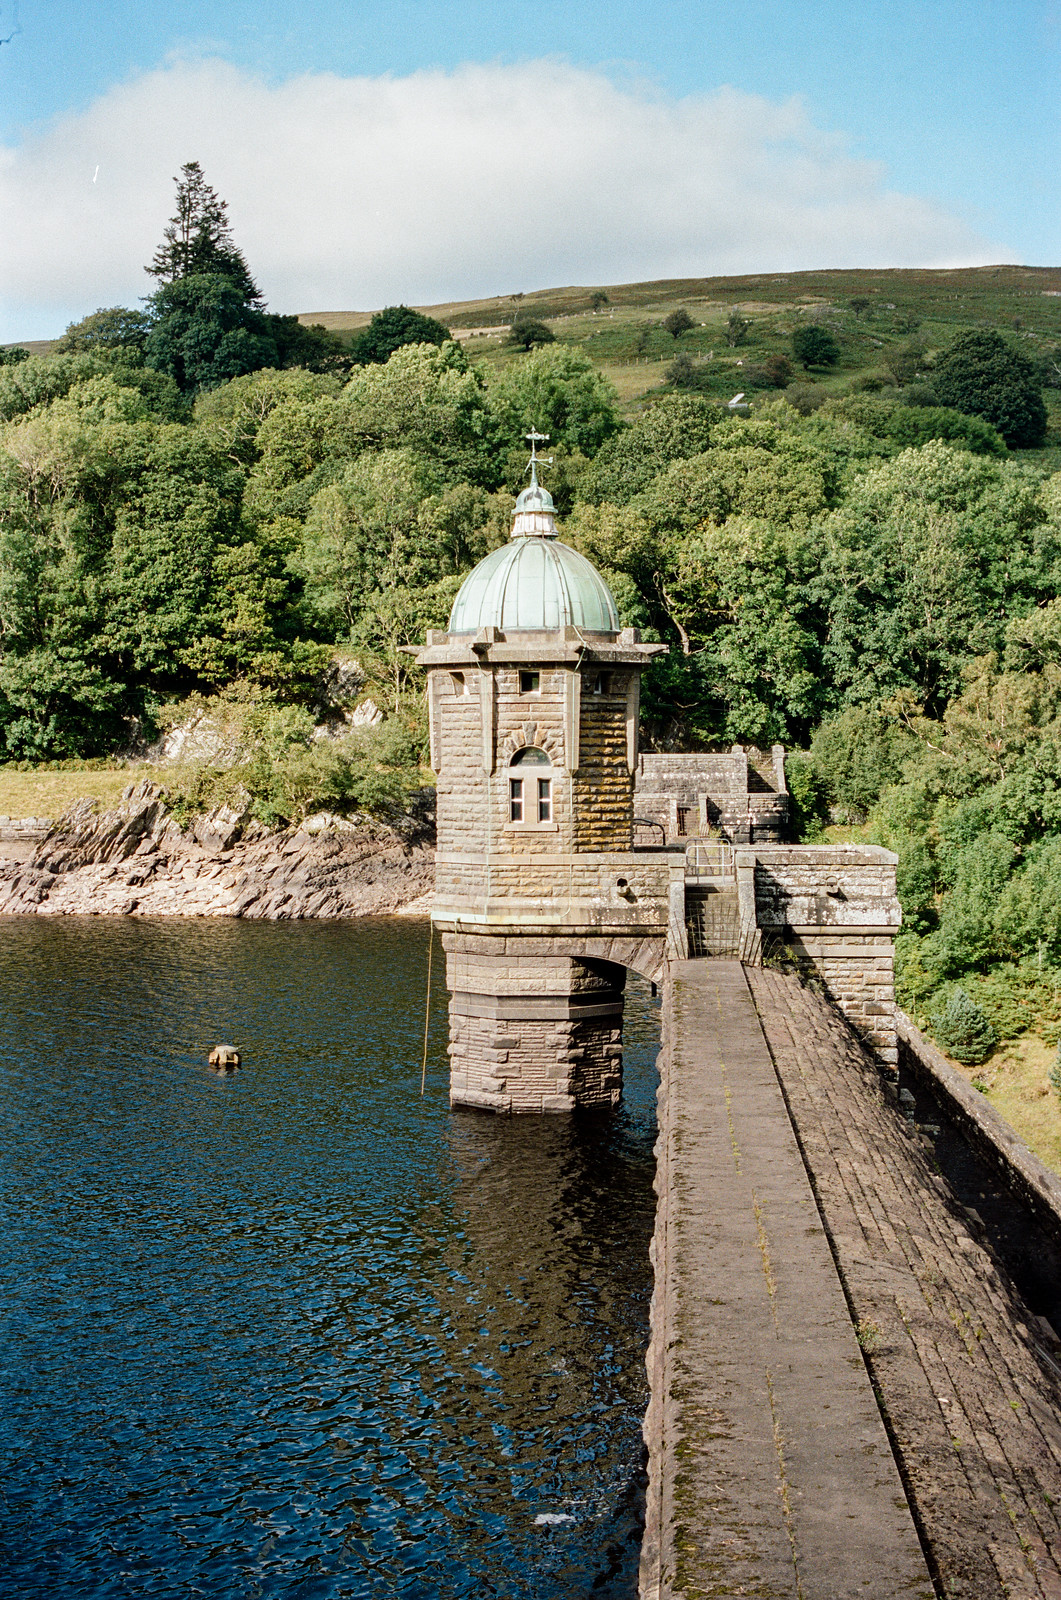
[0,918,659,1598]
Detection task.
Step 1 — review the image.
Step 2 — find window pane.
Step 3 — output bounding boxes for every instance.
[519,671,540,694]
[537,778,551,822]
[509,778,523,822]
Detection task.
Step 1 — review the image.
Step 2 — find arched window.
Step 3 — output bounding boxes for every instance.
[508,747,552,823]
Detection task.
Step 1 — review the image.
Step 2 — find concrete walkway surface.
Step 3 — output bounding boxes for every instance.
[642,959,933,1599]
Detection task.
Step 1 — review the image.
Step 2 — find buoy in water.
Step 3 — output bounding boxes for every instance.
[208,1044,241,1073]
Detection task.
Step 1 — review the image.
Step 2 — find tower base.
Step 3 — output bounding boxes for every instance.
[443,935,625,1113]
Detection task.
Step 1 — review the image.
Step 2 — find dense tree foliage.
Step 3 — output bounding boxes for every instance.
[934,329,1048,448]
[349,306,451,365]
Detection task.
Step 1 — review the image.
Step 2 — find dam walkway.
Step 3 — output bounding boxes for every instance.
[641,960,1061,1600]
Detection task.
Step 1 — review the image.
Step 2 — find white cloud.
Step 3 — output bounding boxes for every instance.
[0,57,1004,341]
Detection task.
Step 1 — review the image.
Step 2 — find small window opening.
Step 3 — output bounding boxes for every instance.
[537,777,552,822]
[592,672,611,695]
[519,671,540,694]
[677,806,691,838]
[451,671,467,696]
[509,778,524,822]
[510,747,550,766]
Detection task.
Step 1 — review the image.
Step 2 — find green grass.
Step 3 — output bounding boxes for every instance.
[0,766,136,819]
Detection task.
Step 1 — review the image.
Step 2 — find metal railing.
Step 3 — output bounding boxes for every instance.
[684,840,735,880]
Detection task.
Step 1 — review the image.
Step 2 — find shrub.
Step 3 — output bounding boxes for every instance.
[505,317,555,350]
[930,988,998,1064]
[664,309,694,340]
[792,325,840,369]
[783,381,827,415]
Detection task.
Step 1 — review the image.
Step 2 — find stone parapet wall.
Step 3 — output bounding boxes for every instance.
[434,848,680,935]
[751,844,902,931]
[741,844,902,1063]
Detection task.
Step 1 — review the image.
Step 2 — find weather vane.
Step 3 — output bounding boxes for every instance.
[524,429,553,488]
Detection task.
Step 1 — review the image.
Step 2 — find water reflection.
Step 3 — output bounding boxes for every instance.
[0,918,659,1598]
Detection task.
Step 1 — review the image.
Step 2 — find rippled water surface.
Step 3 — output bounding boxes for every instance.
[0,918,659,1598]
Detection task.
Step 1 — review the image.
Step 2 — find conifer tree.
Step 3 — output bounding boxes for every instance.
[147,162,262,305]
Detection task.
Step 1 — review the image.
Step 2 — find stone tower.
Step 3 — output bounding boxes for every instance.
[414,437,679,1114]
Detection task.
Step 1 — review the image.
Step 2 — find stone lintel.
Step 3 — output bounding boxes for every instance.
[432,910,670,937]
[452,990,625,1021]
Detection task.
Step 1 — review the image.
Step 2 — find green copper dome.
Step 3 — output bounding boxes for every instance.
[448,535,621,634]
[448,437,620,634]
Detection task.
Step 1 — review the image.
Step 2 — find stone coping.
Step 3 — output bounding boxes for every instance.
[738,842,899,865]
[897,1010,1061,1235]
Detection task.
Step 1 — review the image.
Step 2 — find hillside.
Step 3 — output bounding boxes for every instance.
[295,264,1061,427]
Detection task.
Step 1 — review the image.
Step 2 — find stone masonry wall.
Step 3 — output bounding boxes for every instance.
[747,845,901,1064]
[444,938,625,1113]
[433,849,674,932]
[574,675,633,852]
[435,669,489,853]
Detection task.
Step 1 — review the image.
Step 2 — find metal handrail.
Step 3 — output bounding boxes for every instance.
[685,840,735,879]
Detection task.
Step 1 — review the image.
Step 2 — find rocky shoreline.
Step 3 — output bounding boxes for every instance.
[0,781,435,919]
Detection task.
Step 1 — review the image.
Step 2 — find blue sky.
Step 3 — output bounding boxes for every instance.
[1,0,1058,340]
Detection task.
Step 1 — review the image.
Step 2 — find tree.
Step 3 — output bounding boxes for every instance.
[930,989,998,1063]
[350,305,451,365]
[56,307,152,359]
[341,340,498,484]
[762,354,793,388]
[144,275,279,395]
[819,442,1053,712]
[590,291,610,312]
[884,334,928,387]
[664,309,694,340]
[579,395,715,504]
[267,316,353,375]
[725,310,750,347]
[934,329,1048,449]
[489,345,620,455]
[792,325,840,369]
[147,161,261,304]
[849,297,871,318]
[505,317,555,350]
[0,346,29,366]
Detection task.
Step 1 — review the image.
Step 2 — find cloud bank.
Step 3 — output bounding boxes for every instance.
[0,57,1003,340]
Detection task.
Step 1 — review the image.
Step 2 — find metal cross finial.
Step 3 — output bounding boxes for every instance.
[524,429,552,488]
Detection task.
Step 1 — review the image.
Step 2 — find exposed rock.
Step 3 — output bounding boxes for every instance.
[208,1044,241,1073]
[0,780,435,920]
[349,697,383,728]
